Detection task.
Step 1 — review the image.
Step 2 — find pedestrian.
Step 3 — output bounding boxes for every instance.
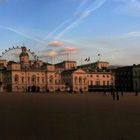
[135,91,138,96]
[117,94,119,101]
[80,88,83,94]
[112,92,115,100]
[121,91,123,96]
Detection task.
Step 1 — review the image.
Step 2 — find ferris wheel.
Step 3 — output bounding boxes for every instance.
[0,46,39,62]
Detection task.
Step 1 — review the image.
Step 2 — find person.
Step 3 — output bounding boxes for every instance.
[135,91,138,96]
[80,88,83,94]
[121,91,123,96]
[116,93,119,101]
[112,92,115,100]
[103,89,106,96]
[67,87,70,93]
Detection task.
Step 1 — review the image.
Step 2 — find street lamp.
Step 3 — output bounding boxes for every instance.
[25,66,27,92]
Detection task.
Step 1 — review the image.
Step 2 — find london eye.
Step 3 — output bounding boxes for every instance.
[0,46,39,62]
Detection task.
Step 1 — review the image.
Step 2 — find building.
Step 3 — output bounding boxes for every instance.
[87,70,114,92]
[115,66,134,91]
[61,69,88,92]
[133,64,140,91]
[78,61,109,71]
[0,46,114,93]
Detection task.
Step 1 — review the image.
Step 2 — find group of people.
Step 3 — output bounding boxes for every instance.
[103,90,139,101]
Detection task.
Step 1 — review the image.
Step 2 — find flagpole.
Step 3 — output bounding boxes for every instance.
[98,54,101,62]
[89,57,91,70]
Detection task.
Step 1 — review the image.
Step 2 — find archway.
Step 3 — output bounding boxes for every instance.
[37,86,40,92]
[31,85,36,92]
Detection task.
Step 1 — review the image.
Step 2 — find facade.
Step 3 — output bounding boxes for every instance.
[0,46,114,93]
[61,69,88,92]
[115,66,134,91]
[78,61,109,71]
[87,70,114,91]
[133,64,140,91]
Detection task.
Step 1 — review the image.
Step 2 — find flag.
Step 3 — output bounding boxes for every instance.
[84,58,87,61]
[87,57,90,62]
[85,57,90,62]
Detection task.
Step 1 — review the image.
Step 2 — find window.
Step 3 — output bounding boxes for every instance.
[42,77,45,83]
[107,81,109,85]
[28,77,30,83]
[21,77,24,83]
[14,75,19,83]
[32,75,36,83]
[75,76,77,84]
[37,77,40,83]
[79,77,82,84]
[135,71,137,76]
[83,78,86,83]
[135,81,137,87]
[96,81,100,86]
[49,75,53,84]
[90,81,93,86]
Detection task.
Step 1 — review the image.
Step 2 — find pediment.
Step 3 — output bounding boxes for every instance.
[73,69,86,74]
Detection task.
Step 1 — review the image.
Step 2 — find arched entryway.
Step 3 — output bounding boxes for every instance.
[28,86,31,92]
[37,86,40,92]
[31,85,36,92]
[27,86,40,92]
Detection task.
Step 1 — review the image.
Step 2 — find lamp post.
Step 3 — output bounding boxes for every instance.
[25,66,27,92]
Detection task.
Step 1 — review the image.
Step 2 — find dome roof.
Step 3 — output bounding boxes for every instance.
[19,52,29,57]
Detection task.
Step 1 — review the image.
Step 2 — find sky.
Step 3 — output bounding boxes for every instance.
[0,0,140,65]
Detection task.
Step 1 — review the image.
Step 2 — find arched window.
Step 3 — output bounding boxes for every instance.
[79,77,82,84]
[75,76,78,84]
[83,77,86,84]
[49,75,54,84]
[32,75,36,83]
[21,77,24,83]
[14,75,19,83]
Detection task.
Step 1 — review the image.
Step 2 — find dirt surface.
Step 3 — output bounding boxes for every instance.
[0,92,139,140]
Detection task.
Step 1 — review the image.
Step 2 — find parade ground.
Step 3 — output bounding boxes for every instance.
[0,92,140,140]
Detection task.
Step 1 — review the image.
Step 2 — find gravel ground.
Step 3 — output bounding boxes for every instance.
[0,92,139,140]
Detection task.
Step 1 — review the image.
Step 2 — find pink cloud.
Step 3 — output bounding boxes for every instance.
[46,50,57,57]
[48,40,64,47]
[58,47,79,55]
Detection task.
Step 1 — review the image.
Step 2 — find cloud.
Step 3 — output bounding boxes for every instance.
[105,31,140,40]
[0,25,45,44]
[55,0,106,39]
[48,40,64,47]
[115,0,140,16]
[39,50,57,58]
[91,38,112,46]
[121,31,140,38]
[44,0,88,40]
[58,47,79,55]
[46,50,57,57]
[44,0,106,40]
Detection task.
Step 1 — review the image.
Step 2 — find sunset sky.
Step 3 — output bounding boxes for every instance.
[0,0,140,65]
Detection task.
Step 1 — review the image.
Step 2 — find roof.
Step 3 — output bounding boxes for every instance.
[116,65,133,69]
[133,64,140,68]
[61,68,86,74]
[42,62,53,66]
[19,52,29,57]
[8,61,17,64]
[55,60,76,66]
